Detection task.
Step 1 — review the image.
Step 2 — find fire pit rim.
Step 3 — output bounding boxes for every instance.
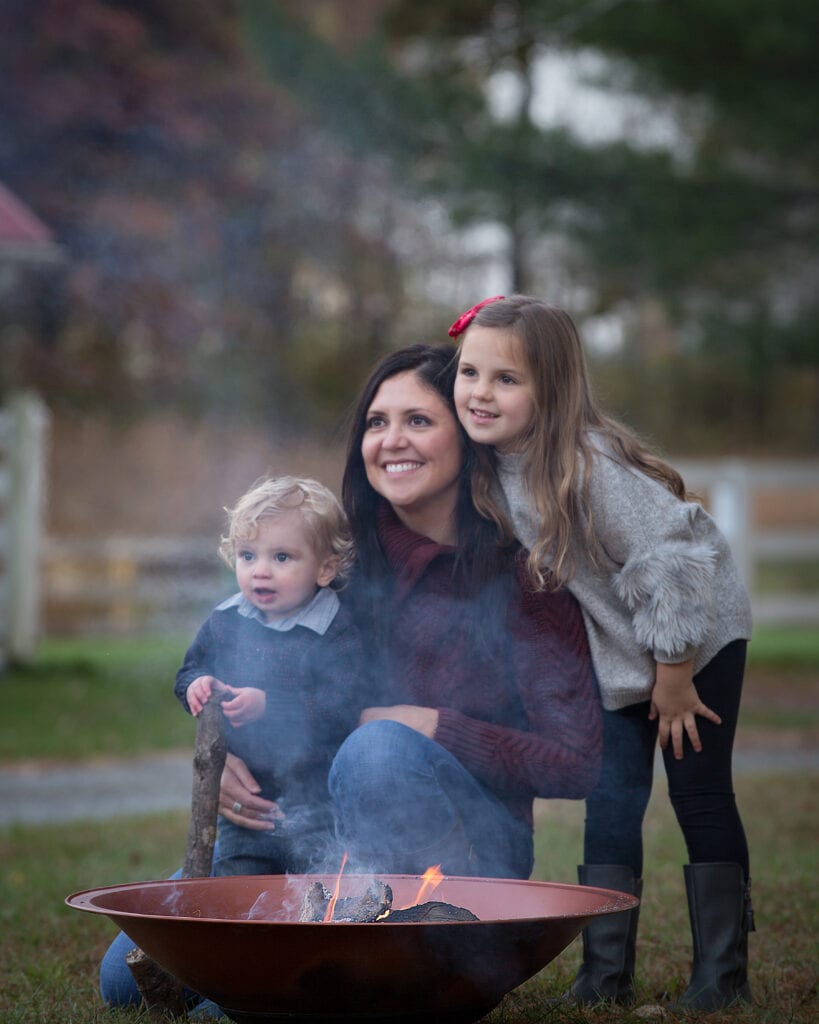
[66,872,639,926]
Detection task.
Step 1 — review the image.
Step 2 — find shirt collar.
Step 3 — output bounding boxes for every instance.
[216,586,340,635]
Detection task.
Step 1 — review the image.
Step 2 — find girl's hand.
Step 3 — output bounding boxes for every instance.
[359,704,439,739]
[186,675,221,716]
[218,753,283,831]
[649,660,722,759]
[219,686,266,727]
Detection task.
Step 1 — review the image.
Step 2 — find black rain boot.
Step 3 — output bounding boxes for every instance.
[669,862,755,1012]
[567,864,643,1006]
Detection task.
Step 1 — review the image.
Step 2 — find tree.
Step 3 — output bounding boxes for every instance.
[0,0,407,426]
[570,0,819,446]
[371,0,819,449]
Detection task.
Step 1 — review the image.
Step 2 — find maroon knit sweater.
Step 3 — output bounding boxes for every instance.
[374,504,602,827]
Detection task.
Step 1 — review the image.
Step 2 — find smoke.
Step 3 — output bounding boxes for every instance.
[159,884,184,915]
[244,889,283,921]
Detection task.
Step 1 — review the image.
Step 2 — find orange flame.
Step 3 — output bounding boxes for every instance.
[323,851,348,922]
[401,864,444,909]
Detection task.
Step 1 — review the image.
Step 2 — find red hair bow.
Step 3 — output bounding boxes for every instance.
[447,295,505,338]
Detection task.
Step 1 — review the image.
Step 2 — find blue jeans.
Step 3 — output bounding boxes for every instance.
[583,641,750,878]
[98,867,204,1009]
[213,815,334,876]
[328,720,533,879]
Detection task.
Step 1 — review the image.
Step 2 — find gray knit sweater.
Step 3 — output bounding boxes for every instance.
[495,447,753,710]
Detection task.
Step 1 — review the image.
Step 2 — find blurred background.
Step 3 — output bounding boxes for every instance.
[1,0,817,653]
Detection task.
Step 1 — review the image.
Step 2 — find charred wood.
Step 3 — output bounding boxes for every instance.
[385,901,479,922]
[299,879,394,922]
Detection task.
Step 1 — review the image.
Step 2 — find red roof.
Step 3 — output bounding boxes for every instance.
[0,182,53,243]
[0,182,63,264]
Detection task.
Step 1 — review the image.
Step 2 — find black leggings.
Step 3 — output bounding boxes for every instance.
[583,640,749,879]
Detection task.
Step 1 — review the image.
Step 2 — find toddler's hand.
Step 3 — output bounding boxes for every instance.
[186,675,223,716]
[220,686,266,727]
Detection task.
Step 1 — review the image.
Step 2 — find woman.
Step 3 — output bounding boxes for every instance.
[101,345,602,1009]
[223,344,602,879]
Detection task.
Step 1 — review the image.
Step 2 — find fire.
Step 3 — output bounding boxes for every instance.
[401,864,443,909]
[321,859,443,922]
[323,851,348,922]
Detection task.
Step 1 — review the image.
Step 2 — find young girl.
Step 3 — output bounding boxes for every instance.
[450,294,754,1012]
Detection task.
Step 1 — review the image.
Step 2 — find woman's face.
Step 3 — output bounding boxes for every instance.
[361,370,463,537]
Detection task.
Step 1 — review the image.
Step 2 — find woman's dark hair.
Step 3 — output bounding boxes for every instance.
[342,344,513,645]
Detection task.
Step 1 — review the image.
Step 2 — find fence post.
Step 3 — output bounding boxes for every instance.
[709,460,753,591]
[3,392,50,664]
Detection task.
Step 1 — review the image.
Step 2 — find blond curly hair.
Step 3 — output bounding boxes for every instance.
[219,475,354,582]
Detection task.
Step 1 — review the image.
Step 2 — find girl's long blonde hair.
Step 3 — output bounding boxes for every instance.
[465,295,688,589]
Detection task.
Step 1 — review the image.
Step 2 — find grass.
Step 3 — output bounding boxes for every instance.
[0,625,817,765]
[0,636,195,763]
[0,775,816,1023]
[0,629,817,1022]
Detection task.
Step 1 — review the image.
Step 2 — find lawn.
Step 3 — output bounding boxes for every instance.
[1,625,817,764]
[0,635,195,763]
[0,628,817,1023]
[1,774,816,1024]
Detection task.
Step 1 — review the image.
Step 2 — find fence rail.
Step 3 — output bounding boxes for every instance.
[42,458,819,635]
[677,459,819,626]
[45,535,226,635]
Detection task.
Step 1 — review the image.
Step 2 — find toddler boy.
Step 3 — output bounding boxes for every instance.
[175,475,367,875]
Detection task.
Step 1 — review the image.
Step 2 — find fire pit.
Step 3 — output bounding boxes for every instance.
[67,873,638,1023]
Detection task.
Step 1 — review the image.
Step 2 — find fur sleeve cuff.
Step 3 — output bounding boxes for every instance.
[613,540,717,659]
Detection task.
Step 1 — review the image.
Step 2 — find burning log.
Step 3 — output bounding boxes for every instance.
[299,879,394,922]
[300,879,479,924]
[127,692,227,1020]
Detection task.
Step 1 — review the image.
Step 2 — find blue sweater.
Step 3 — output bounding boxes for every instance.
[174,597,369,819]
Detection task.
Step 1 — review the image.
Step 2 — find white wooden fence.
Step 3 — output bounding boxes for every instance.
[0,393,49,665]
[677,459,819,626]
[42,458,819,635]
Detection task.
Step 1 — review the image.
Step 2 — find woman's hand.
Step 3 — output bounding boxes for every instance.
[218,752,283,831]
[359,704,439,739]
[219,686,266,727]
[649,660,721,759]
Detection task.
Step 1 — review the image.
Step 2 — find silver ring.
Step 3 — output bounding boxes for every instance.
[232,801,242,814]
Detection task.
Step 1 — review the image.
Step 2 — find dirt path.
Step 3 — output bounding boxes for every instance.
[2,742,817,827]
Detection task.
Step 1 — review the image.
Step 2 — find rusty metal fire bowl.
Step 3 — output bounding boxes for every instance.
[66,873,638,1023]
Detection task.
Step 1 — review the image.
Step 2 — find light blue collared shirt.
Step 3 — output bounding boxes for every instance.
[215,586,340,636]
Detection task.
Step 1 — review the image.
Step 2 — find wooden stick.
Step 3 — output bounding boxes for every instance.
[126,693,227,1019]
[183,694,228,879]
[124,947,186,1020]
